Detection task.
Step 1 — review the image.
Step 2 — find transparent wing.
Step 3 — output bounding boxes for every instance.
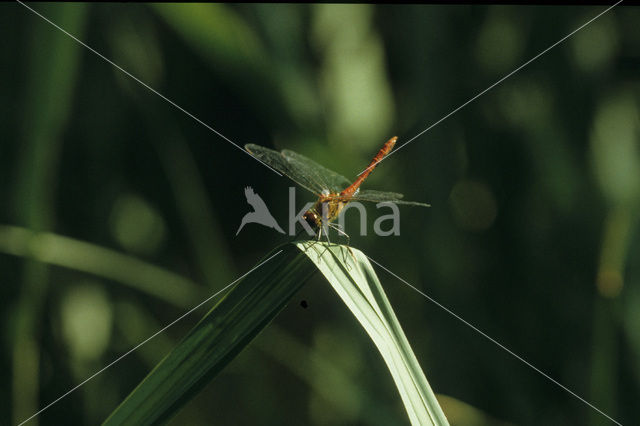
[281,149,352,193]
[245,144,327,195]
[349,189,430,207]
[356,190,405,200]
[246,144,429,206]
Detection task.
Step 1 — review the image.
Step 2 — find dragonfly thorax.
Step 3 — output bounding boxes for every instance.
[303,195,348,229]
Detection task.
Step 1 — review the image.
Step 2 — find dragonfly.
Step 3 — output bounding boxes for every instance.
[245,136,430,242]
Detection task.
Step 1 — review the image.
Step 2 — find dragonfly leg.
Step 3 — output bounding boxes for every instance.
[326,223,355,267]
[328,223,350,247]
[315,223,331,258]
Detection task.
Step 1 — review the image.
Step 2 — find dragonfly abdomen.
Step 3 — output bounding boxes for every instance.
[340,136,397,198]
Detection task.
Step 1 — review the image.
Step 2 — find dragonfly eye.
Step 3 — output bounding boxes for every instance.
[302,211,320,229]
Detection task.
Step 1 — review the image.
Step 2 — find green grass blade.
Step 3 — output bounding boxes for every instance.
[102,244,317,425]
[11,4,87,423]
[151,3,267,77]
[297,242,449,426]
[0,225,199,308]
[103,241,446,425]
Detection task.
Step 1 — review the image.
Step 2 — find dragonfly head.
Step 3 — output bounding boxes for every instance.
[302,209,321,230]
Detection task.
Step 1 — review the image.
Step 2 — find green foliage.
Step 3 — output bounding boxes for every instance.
[299,242,448,425]
[2,3,637,425]
[103,243,447,425]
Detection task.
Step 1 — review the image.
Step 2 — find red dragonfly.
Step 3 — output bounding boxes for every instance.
[245,136,429,241]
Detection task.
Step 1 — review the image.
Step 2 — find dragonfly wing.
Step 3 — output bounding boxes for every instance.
[281,149,352,193]
[355,189,405,200]
[350,189,430,207]
[245,144,325,195]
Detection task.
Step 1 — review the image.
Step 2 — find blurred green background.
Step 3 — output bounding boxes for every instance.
[1,3,638,425]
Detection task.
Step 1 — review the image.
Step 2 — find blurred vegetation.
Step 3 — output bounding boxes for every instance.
[1,3,638,425]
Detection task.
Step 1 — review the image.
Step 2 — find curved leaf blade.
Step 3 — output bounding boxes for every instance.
[297,242,448,426]
[103,242,447,425]
[103,244,316,425]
